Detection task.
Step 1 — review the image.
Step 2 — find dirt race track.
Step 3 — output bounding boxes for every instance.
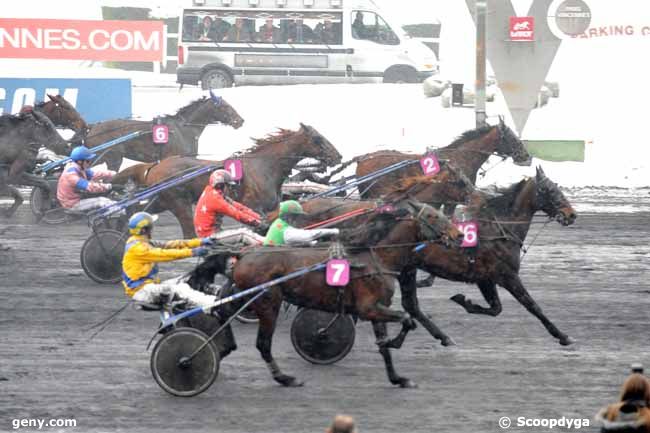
[0,196,649,433]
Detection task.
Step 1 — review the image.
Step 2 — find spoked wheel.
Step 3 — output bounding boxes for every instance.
[151,327,220,397]
[80,229,126,284]
[30,186,52,220]
[290,309,356,365]
[235,307,259,324]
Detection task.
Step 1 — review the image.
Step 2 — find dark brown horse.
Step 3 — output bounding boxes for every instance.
[0,110,70,217]
[86,94,244,171]
[326,117,532,199]
[112,123,342,237]
[191,200,463,388]
[31,94,88,136]
[401,167,578,346]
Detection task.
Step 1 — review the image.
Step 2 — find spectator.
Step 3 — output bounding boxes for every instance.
[224,18,252,42]
[595,373,650,433]
[351,12,370,39]
[257,18,280,43]
[326,415,357,433]
[315,19,340,45]
[199,16,213,41]
[209,14,231,41]
[285,19,315,43]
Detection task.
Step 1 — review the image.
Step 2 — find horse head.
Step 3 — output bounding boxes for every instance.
[208,91,244,129]
[403,199,463,248]
[176,94,244,129]
[298,123,342,167]
[534,166,577,226]
[495,117,532,166]
[29,109,71,155]
[39,94,89,134]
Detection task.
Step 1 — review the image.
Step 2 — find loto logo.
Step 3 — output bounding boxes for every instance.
[509,16,535,41]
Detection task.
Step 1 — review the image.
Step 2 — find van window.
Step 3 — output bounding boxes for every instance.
[182,10,342,45]
[351,11,399,45]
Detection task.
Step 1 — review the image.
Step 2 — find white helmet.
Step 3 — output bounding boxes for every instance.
[210,169,236,187]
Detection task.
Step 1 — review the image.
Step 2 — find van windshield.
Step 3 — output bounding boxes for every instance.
[351,10,399,45]
[182,9,343,45]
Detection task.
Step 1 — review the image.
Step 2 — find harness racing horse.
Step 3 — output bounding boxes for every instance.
[85,93,244,171]
[112,123,342,237]
[0,110,70,218]
[29,94,89,137]
[326,117,532,199]
[401,167,578,346]
[190,200,463,388]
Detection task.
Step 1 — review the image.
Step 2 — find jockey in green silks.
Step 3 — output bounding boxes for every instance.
[264,200,339,246]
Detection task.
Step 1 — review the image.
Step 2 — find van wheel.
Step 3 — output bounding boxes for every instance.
[201,69,233,90]
[383,67,418,84]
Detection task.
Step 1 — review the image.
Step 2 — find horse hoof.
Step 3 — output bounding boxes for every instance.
[275,374,304,387]
[449,294,466,305]
[441,336,456,347]
[559,336,575,346]
[399,379,418,389]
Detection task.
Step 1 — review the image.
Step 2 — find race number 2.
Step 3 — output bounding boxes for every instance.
[326,259,350,286]
[420,154,440,176]
[152,124,169,144]
[224,159,243,181]
[456,221,478,248]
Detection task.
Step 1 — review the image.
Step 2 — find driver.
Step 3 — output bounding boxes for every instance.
[56,145,117,212]
[122,211,219,311]
[264,200,339,246]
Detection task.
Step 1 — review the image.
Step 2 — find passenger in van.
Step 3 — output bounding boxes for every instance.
[352,12,372,40]
[199,16,214,41]
[285,19,315,44]
[223,18,253,42]
[257,18,280,43]
[209,14,231,42]
[315,19,340,45]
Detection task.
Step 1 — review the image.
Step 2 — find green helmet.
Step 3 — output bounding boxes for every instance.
[278,200,305,217]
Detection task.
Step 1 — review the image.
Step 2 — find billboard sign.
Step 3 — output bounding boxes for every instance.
[0,18,164,62]
[0,78,132,123]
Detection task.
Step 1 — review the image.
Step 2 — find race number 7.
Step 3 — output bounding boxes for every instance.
[326,259,350,286]
[224,159,243,181]
[420,154,440,176]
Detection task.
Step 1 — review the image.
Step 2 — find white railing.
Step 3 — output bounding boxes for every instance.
[153,25,178,74]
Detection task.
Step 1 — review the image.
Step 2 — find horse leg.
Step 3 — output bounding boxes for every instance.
[372,321,416,388]
[450,280,503,316]
[0,184,23,218]
[166,199,196,238]
[95,149,123,172]
[254,294,303,387]
[399,269,455,346]
[416,274,436,288]
[361,301,416,350]
[501,274,574,346]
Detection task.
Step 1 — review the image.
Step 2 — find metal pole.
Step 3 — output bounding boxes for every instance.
[475,0,488,128]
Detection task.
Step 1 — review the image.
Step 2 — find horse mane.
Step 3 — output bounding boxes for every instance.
[340,210,407,247]
[169,97,209,120]
[383,175,440,203]
[444,124,495,150]
[0,112,31,128]
[482,177,532,216]
[236,128,299,156]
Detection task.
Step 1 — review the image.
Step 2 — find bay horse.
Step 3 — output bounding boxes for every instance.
[112,123,342,237]
[327,117,532,199]
[190,199,463,388]
[401,167,578,346]
[31,94,88,136]
[0,110,70,218]
[85,93,244,171]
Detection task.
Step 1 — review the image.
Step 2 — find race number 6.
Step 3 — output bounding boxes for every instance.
[326,259,350,286]
[152,124,169,144]
[420,154,440,176]
[224,159,243,181]
[456,221,478,248]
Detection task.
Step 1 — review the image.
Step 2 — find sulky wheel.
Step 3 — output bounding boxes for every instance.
[290,309,356,365]
[30,185,52,220]
[235,307,259,324]
[80,229,126,284]
[150,327,220,397]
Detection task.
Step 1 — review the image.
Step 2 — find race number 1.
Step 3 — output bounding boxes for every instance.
[326,259,350,286]
[152,124,169,144]
[224,159,243,181]
[420,154,440,176]
[456,221,478,248]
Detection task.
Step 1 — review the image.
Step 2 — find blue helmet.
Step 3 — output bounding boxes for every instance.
[128,212,159,235]
[70,146,96,162]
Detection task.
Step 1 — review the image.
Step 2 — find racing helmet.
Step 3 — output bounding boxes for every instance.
[278,200,305,217]
[128,212,159,235]
[70,146,96,162]
[210,169,236,187]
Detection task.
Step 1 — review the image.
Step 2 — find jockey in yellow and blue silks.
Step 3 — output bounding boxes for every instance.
[121,211,217,309]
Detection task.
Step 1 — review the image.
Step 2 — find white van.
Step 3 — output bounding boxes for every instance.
[176,0,438,88]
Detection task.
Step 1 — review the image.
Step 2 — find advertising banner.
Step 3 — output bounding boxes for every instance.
[0,18,164,62]
[0,78,132,123]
